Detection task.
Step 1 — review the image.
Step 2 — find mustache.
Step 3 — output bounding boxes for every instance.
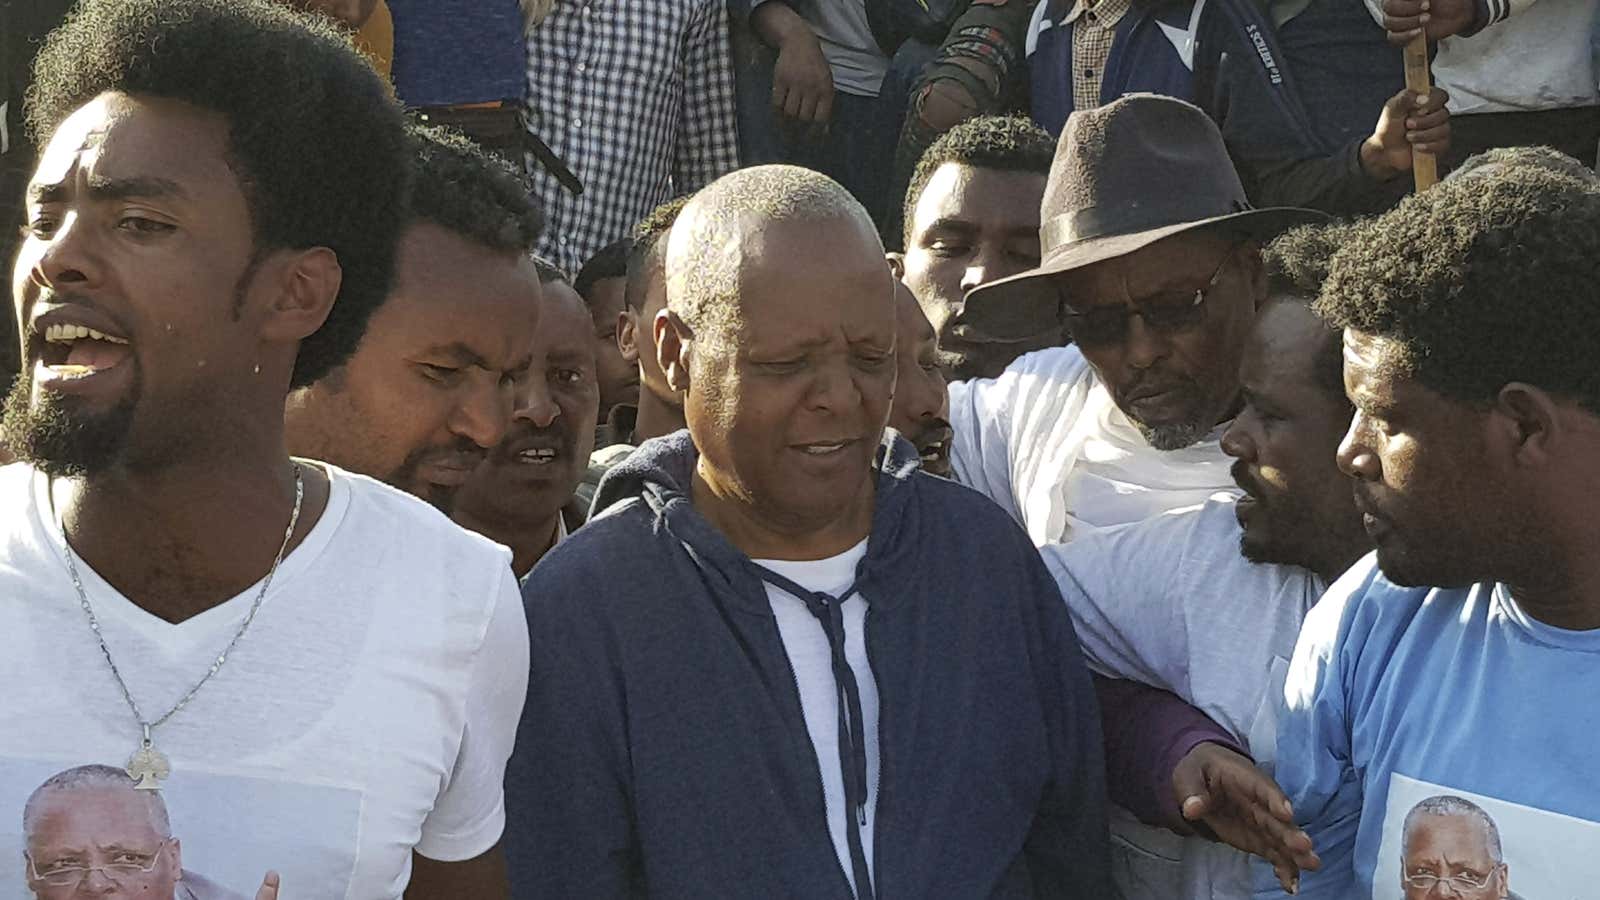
[1230,460,1266,499]
[907,417,954,447]
[1126,369,1195,400]
[398,436,487,472]
[494,419,576,460]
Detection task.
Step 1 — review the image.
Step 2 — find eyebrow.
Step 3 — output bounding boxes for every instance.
[28,175,189,205]
[419,342,493,371]
[921,217,978,235]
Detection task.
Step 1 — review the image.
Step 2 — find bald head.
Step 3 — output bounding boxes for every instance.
[23,765,172,842]
[666,165,884,346]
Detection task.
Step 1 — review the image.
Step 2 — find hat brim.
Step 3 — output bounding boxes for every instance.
[961,206,1331,343]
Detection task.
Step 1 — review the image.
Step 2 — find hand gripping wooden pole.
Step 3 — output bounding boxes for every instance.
[1403,34,1439,191]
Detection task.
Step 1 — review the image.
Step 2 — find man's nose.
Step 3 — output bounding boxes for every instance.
[1123,314,1171,370]
[452,379,514,450]
[516,378,561,429]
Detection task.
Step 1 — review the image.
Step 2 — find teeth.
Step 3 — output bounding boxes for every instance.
[517,448,558,464]
[47,364,97,379]
[42,323,128,345]
[802,443,846,455]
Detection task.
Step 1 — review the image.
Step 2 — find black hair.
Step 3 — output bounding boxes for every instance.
[1263,223,1356,398]
[624,195,691,311]
[531,255,568,285]
[574,237,631,311]
[1449,145,1596,183]
[1317,167,1600,414]
[902,116,1053,246]
[27,0,409,389]
[407,122,544,256]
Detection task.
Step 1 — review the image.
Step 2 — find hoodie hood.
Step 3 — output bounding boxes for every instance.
[590,428,927,614]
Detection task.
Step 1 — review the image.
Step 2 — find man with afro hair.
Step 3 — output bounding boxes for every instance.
[1255,162,1600,897]
[0,2,524,897]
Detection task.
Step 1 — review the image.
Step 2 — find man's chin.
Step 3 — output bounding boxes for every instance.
[1134,417,1209,452]
[1372,543,1458,588]
[0,371,134,477]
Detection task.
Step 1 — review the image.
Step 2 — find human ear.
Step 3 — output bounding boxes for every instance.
[657,310,693,393]
[1493,382,1563,466]
[617,309,639,363]
[255,246,342,343]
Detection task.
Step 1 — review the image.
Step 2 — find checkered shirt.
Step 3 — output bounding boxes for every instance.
[525,0,740,273]
[1067,0,1134,114]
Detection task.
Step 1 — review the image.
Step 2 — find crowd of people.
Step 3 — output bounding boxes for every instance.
[1,0,1598,898]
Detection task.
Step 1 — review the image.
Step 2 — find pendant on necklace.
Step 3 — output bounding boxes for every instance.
[127,726,170,791]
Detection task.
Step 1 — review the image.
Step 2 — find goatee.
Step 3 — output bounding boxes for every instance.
[0,369,136,477]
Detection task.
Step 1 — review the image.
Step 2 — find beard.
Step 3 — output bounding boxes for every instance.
[0,368,137,477]
[1137,418,1210,451]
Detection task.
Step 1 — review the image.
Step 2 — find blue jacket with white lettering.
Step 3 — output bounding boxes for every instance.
[505,430,1111,899]
[1027,0,1411,215]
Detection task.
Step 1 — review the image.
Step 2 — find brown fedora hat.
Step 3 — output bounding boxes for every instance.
[962,94,1328,342]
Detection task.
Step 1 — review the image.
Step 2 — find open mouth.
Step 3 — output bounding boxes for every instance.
[795,439,856,457]
[515,446,560,466]
[913,425,954,473]
[32,316,134,385]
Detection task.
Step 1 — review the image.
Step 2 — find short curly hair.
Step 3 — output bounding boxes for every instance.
[407,122,543,255]
[1449,145,1596,184]
[575,238,632,309]
[903,116,1053,246]
[26,0,409,389]
[1264,223,1357,397]
[1317,167,1600,414]
[624,195,691,312]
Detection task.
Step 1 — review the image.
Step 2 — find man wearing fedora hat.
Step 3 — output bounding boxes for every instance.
[947,93,1327,547]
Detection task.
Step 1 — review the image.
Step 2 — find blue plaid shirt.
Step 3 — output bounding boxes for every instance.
[525,0,740,273]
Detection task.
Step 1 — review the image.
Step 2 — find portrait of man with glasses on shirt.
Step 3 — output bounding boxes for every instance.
[22,765,272,900]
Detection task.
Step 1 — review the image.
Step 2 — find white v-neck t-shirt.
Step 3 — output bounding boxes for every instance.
[0,462,528,899]
[754,540,880,897]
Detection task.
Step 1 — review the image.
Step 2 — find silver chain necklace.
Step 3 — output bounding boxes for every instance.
[58,464,305,791]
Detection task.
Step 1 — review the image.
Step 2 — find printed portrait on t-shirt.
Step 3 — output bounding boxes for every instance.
[1,760,359,899]
[1376,774,1600,900]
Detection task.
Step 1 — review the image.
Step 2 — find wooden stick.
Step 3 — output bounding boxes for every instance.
[1403,34,1439,191]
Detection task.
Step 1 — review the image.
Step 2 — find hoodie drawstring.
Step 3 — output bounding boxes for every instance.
[750,564,876,900]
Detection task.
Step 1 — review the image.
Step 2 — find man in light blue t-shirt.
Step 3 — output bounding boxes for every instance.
[1254,160,1600,897]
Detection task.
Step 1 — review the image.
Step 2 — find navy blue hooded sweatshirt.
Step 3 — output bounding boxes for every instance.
[506,431,1112,898]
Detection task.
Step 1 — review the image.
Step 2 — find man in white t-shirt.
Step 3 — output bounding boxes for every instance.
[0,2,525,897]
[947,95,1326,545]
[1043,224,1371,898]
[23,765,251,900]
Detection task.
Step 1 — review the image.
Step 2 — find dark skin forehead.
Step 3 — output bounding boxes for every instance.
[27,93,243,217]
[1242,298,1338,400]
[1053,230,1240,311]
[584,276,627,332]
[372,222,539,374]
[730,215,895,356]
[908,163,1047,246]
[539,281,598,365]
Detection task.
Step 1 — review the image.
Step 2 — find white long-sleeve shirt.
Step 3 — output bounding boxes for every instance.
[1366,0,1600,115]
[947,346,1237,546]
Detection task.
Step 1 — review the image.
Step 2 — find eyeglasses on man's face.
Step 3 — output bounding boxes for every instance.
[1062,243,1240,348]
[1403,867,1496,893]
[26,838,170,887]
